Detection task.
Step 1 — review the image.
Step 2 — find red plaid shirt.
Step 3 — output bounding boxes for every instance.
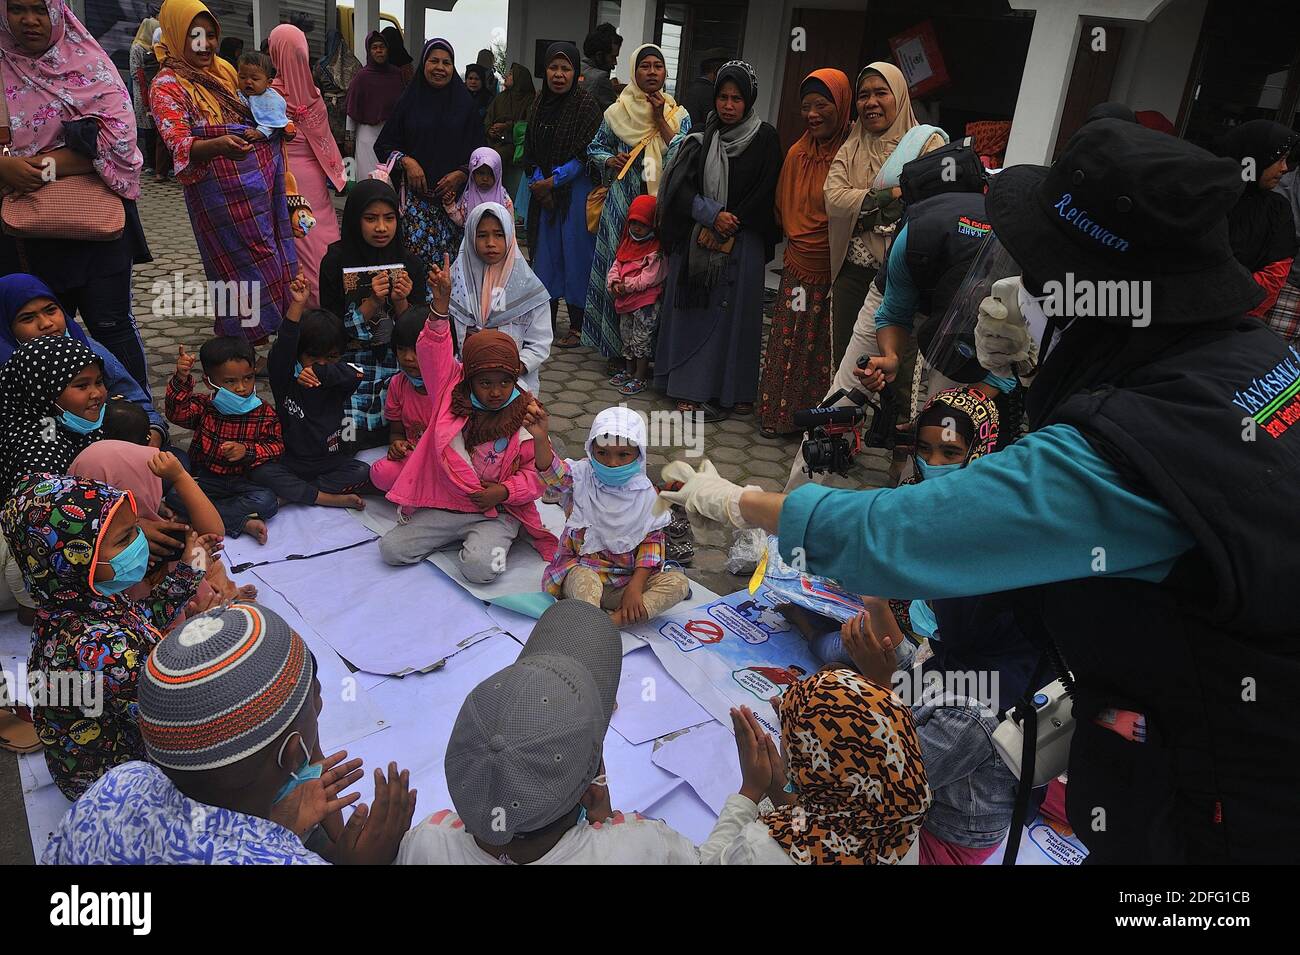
[165,374,283,476]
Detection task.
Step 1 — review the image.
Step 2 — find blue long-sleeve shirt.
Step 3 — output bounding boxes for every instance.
[89,339,167,440]
[777,423,1195,601]
[874,224,1015,393]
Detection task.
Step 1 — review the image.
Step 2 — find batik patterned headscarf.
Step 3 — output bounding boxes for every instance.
[0,335,103,494]
[764,668,931,864]
[0,0,143,198]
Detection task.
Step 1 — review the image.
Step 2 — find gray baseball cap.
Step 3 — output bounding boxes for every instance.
[445,600,622,845]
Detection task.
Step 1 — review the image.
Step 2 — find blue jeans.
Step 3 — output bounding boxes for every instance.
[185,468,279,538]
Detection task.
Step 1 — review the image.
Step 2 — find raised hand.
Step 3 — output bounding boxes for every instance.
[175,344,196,378]
[333,762,417,865]
[288,269,309,305]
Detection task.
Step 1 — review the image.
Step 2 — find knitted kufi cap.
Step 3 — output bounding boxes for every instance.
[138,602,315,771]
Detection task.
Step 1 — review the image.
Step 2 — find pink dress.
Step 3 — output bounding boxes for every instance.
[285,134,341,308]
[370,372,434,491]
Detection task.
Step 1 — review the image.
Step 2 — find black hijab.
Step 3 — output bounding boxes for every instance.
[1216,120,1300,271]
[319,180,426,316]
[380,26,413,67]
[465,63,494,114]
[375,39,485,184]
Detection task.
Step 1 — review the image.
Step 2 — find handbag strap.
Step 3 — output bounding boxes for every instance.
[615,132,655,183]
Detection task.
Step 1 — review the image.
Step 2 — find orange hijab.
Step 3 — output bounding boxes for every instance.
[775,69,852,283]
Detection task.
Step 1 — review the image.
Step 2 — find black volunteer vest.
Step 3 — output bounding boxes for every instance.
[1032,318,1300,863]
[902,192,991,319]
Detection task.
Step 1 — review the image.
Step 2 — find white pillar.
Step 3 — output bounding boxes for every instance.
[404,0,427,62]
[353,0,379,60]
[252,0,278,46]
[617,0,659,76]
[505,0,528,67]
[1004,2,1084,165]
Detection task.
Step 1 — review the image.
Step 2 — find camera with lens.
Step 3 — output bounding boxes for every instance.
[796,356,898,476]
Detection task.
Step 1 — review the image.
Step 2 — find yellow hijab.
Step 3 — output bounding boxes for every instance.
[825,61,941,279]
[602,43,685,196]
[132,18,160,49]
[153,0,246,125]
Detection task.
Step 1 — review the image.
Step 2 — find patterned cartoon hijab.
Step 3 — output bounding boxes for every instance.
[907,386,1001,484]
[0,473,136,610]
[764,668,931,864]
[0,336,104,494]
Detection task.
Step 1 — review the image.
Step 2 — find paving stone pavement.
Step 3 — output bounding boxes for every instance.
[131,178,894,597]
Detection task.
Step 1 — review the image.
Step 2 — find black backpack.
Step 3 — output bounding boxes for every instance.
[900,137,986,206]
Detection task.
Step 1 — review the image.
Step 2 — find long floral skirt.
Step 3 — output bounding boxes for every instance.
[757,268,834,434]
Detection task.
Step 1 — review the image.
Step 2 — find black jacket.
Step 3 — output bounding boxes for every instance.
[268,320,363,474]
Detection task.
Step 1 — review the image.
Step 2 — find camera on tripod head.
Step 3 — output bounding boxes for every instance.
[796,355,898,476]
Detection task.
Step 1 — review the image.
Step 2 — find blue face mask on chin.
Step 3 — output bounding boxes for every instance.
[914,456,963,481]
[470,386,520,411]
[207,379,262,416]
[591,456,641,487]
[58,404,105,436]
[95,525,149,596]
[273,733,323,804]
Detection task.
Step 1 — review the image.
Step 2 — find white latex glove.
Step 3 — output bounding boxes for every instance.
[659,459,756,529]
[975,276,1036,379]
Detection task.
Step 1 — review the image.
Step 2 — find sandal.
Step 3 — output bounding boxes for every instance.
[698,402,728,424]
[619,377,647,396]
[675,400,697,414]
[759,427,785,440]
[733,402,754,416]
[609,370,631,386]
[554,331,582,349]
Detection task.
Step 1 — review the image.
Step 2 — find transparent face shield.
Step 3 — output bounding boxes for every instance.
[915,233,1023,385]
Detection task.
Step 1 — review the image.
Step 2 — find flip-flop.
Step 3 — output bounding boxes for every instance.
[619,378,646,396]
[732,403,754,416]
[554,333,582,349]
[609,371,631,386]
[0,710,41,754]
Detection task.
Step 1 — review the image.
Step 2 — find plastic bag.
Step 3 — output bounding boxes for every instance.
[759,535,866,622]
[725,527,767,575]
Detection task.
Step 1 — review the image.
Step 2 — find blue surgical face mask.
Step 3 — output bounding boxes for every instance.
[207,378,263,415]
[58,404,105,436]
[293,361,304,378]
[908,599,939,640]
[95,525,149,595]
[470,386,520,411]
[273,732,322,803]
[590,457,641,487]
[914,456,962,481]
[404,371,425,389]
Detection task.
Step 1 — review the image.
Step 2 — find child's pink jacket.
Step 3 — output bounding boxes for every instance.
[606,250,666,314]
[384,318,557,560]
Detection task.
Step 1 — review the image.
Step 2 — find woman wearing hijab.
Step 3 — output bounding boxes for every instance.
[1216,120,1299,318]
[755,69,852,437]
[486,61,536,205]
[465,63,494,121]
[320,179,427,448]
[583,44,691,370]
[381,25,414,86]
[375,38,485,272]
[476,48,499,96]
[346,30,405,178]
[654,61,782,420]
[701,670,930,864]
[129,17,160,174]
[524,42,603,349]
[825,63,947,368]
[449,202,553,396]
[270,23,346,308]
[0,0,151,388]
[149,0,298,346]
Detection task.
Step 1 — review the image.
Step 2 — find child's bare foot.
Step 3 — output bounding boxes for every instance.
[245,518,269,545]
[317,492,365,509]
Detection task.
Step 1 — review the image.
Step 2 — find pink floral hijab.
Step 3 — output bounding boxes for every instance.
[269,23,345,191]
[0,0,142,199]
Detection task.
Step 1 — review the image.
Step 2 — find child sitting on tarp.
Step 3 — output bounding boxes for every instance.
[378,258,556,583]
[527,405,689,627]
[370,307,433,493]
[397,601,698,864]
[0,474,213,801]
[701,668,931,864]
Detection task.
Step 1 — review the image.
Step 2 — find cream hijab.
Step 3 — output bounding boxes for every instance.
[603,43,686,196]
[825,62,941,279]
